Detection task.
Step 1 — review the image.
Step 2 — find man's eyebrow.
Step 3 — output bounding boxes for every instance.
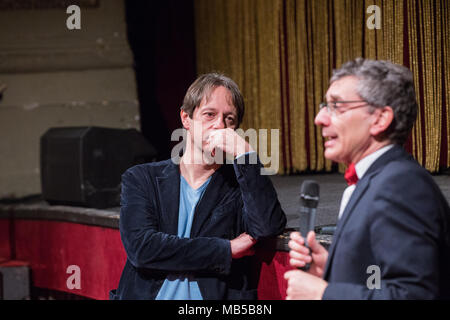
[199,106,217,112]
[199,105,237,116]
[328,93,343,101]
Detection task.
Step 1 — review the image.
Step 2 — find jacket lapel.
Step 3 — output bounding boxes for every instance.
[156,161,181,236]
[323,176,371,279]
[190,164,237,238]
[323,145,407,279]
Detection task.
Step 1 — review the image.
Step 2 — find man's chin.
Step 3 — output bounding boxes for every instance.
[324,149,341,163]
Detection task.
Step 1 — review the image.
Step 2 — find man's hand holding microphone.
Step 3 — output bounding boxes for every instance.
[288,230,328,278]
[284,180,329,300]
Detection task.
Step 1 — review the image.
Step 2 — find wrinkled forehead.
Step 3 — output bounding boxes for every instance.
[326,75,361,100]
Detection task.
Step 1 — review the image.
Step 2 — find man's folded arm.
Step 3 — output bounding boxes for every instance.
[119,169,232,275]
[233,152,287,240]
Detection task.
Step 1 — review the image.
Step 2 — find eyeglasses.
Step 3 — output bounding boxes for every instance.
[319,100,370,116]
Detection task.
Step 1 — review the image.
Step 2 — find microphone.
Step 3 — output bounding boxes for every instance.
[298,180,320,271]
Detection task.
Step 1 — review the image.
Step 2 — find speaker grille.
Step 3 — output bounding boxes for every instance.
[40,126,157,208]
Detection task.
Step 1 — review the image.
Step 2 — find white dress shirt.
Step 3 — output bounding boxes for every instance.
[338,144,394,219]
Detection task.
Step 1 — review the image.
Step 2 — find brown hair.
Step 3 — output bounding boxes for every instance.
[181,73,245,127]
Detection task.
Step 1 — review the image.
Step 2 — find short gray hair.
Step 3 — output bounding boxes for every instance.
[181,73,245,128]
[331,58,418,145]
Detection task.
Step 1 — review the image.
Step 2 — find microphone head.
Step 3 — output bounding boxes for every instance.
[300,180,320,208]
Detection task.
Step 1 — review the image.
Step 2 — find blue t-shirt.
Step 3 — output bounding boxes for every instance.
[155,175,211,300]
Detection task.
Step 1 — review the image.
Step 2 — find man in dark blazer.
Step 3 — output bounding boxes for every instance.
[110,73,286,300]
[284,58,450,299]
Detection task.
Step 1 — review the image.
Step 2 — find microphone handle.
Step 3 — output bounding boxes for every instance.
[299,247,312,271]
[298,207,316,272]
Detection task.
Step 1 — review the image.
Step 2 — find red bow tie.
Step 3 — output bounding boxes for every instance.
[344,163,358,186]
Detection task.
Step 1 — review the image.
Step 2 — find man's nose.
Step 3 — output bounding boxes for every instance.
[314,107,330,127]
[212,115,226,129]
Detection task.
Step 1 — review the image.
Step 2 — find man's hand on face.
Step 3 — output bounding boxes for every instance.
[230,232,257,259]
[207,128,254,159]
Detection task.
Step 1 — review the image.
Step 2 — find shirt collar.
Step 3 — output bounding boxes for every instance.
[355,144,394,180]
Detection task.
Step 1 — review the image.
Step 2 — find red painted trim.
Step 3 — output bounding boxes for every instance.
[12,220,126,300]
[1,218,288,300]
[0,219,11,260]
[0,260,29,267]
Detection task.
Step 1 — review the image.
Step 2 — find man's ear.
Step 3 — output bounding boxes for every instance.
[370,106,394,137]
[180,109,191,130]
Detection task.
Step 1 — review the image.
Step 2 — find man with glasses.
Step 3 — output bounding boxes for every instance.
[284,58,450,299]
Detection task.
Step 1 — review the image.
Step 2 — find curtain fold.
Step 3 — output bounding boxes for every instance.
[194,0,450,173]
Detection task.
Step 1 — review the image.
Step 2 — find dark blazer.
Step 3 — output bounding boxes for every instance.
[110,154,286,300]
[322,145,450,299]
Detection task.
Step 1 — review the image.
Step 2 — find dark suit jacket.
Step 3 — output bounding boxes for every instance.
[323,145,450,299]
[110,154,286,300]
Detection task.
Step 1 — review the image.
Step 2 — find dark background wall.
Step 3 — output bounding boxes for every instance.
[125,0,197,160]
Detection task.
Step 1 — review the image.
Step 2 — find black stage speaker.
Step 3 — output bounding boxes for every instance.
[40,126,158,209]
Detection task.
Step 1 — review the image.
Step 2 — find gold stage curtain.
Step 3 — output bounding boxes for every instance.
[195,0,287,172]
[194,0,450,174]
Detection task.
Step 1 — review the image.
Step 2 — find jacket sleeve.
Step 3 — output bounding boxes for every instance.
[323,164,446,300]
[233,152,287,240]
[119,167,232,274]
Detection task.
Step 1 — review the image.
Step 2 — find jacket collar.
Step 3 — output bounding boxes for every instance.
[155,160,237,237]
[191,164,238,237]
